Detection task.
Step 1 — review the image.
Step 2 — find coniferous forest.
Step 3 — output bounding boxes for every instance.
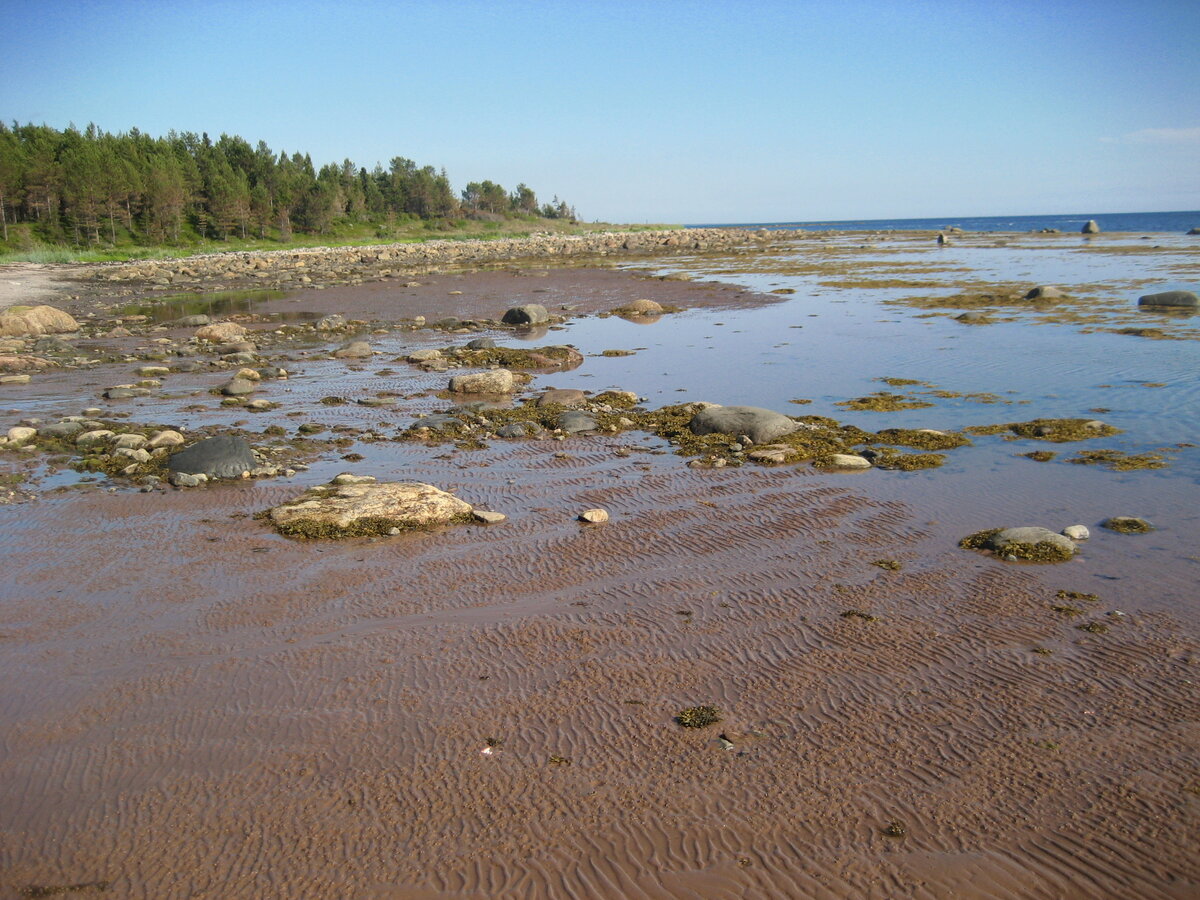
[0,122,578,251]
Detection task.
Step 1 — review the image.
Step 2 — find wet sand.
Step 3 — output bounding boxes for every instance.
[1,244,1198,898]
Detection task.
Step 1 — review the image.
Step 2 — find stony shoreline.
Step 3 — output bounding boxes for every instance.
[87,227,805,293]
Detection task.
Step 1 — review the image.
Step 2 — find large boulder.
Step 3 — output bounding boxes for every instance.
[688,405,798,444]
[0,305,79,337]
[167,435,256,478]
[1081,220,1100,234]
[448,369,516,393]
[614,298,664,316]
[1137,290,1199,309]
[333,340,373,359]
[267,480,474,538]
[1024,285,1065,301]
[501,304,549,326]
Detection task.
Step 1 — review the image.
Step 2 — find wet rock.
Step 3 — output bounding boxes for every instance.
[267,480,473,537]
[104,386,151,400]
[557,410,598,434]
[473,509,507,524]
[38,421,84,439]
[496,422,542,438]
[1024,285,1065,301]
[195,322,248,342]
[962,526,1077,562]
[579,508,609,523]
[76,429,115,446]
[332,473,376,485]
[407,348,443,362]
[0,305,79,337]
[448,369,516,394]
[537,388,587,408]
[32,335,76,353]
[0,355,55,373]
[1188,227,1200,235]
[1137,290,1199,309]
[114,433,147,450]
[334,340,373,359]
[937,232,949,246]
[173,314,211,327]
[168,435,256,479]
[501,304,549,326]
[466,337,496,350]
[1,374,31,385]
[1101,516,1154,534]
[747,444,800,464]
[1062,524,1090,540]
[688,404,798,444]
[410,414,461,431]
[212,341,257,355]
[1081,220,1100,234]
[137,366,171,377]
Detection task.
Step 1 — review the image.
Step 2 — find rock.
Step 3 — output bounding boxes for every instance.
[173,314,210,327]
[1024,285,1065,301]
[1062,525,1090,540]
[501,304,549,325]
[245,399,273,411]
[466,337,496,350]
[747,445,799,464]
[104,386,151,400]
[557,410,597,434]
[1081,220,1100,234]
[0,305,79,337]
[195,322,248,342]
[332,473,377,485]
[579,508,609,523]
[495,423,540,438]
[147,430,185,449]
[1137,290,1199,309]
[315,314,347,330]
[0,355,54,373]
[234,367,262,381]
[38,421,84,439]
[115,447,152,463]
[213,341,257,355]
[1101,516,1154,534]
[221,377,257,396]
[473,509,507,524]
[6,426,36,444]
[334,340,373,359]
[981,527,1077,561]
[407,348,443,362]
[0,374,31,384]
[1188,227,1200,235]
[268,480,474,537]
[955,311,992,324]
[169,471,207,487]
[828,453,872,469]
[167,435,256,479]
[937,233,949,246]
[688,405,797,444]
[114,433,147,450]
[137,366,171,377]
[32,336,75,353]
[615,298,664,316]
[538,388,587,408]
[448,369,516,393]
[76,429,115,446]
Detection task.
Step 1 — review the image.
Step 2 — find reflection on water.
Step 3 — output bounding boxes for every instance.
[122,288,309,322]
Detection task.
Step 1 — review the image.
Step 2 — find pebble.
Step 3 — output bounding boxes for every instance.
[1062,525,1090,541]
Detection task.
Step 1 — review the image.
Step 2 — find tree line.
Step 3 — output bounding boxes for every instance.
[0,122,577,247]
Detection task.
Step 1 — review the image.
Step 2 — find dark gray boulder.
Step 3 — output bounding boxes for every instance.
[501,304,549,326]
[1024,285,1065,301]
[1138,290,1199,308]
[1187,227,1200,235]
[168,435,256,478]
[466,337,496,349]
[688,405,797,444]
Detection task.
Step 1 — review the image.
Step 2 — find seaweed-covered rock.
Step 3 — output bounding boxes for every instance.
[1101,516,1154,534]
[501,304,549,325]
[1137,290,1199,309]
[688,405,798,444]
[960,526,1077,562]
[268,480,473,538]
[168,435,256,479]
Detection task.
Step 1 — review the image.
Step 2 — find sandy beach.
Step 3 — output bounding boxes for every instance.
[1,231,1197,899]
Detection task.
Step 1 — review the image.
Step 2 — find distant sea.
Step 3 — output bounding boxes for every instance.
[690,210,1200,234]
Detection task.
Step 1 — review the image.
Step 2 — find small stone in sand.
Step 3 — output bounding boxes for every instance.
[579,508,609,523]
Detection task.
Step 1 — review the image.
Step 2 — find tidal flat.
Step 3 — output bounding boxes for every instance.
[1,230,1197,898]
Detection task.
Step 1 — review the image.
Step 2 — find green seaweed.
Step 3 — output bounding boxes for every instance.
[965,418,1122,443]
[676,705,722,728]
[837,391,934,412]
[1068,449,1167,470]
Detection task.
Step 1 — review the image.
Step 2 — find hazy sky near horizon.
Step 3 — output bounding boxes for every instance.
[4,0,1198,223]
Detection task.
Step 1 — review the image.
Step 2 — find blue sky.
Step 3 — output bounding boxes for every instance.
[4,0,1198,223]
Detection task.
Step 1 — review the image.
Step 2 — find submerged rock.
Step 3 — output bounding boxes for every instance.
[688,404,798,444]
[268,480,474,538]
[167,435,256,479]
[1137,290,1199,309]
[1101,516,1154,534]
